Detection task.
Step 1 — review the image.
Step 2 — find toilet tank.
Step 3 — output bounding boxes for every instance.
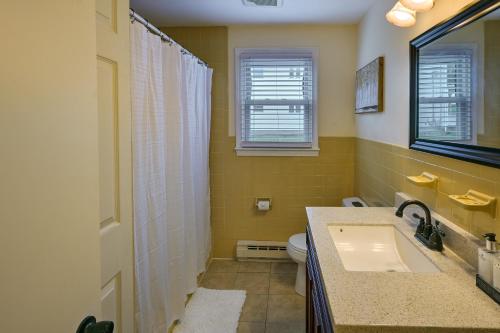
[342,197,368,207]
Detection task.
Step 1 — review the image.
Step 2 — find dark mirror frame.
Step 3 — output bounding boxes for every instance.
[410,0,500,168]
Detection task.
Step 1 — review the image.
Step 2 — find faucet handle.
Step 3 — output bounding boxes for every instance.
[428,220,445,251]
[434,220,445,237]
[412,213,425,235]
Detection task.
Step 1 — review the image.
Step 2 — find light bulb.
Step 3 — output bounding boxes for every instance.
[400,0,434,12]
[394,10,413,21]
[386,2,416,27]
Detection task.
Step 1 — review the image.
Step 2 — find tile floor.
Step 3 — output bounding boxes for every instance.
[200,260,305,333]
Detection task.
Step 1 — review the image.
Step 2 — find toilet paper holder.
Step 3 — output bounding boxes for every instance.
[255,198,272,211]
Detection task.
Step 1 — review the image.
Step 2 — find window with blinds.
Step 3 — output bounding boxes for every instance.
[237,49,316,149]
[418,47,473,143]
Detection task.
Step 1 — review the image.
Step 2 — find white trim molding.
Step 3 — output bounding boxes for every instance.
[235,147,320,157]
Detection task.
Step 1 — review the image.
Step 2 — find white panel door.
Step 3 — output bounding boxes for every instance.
[96,0,134,332]
[0,1,102,332]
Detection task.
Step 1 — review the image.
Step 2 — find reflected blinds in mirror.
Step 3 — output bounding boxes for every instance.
[418,48,473,143]
[239,53,314,147]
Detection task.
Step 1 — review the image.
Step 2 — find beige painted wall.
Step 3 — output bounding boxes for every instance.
[165,4,500,257]
[228,25,358,137]
[162,26,357,258]
[481,20,500,148]
[355,0,500,240]
[356,0,476,146]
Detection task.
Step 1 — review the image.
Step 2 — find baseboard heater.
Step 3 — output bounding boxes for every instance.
[236,240,291,261]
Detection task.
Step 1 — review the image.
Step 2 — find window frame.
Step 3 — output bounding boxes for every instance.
[234,48,319,157]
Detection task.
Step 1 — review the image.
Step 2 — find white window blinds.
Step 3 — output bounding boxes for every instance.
[238,51,315,148]
[418,48,473,142]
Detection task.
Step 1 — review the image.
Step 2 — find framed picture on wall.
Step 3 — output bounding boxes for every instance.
[355,56,384,114]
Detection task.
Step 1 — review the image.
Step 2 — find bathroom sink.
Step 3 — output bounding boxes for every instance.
[328,225,439,273]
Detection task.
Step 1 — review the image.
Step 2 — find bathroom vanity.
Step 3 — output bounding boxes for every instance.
[306,225,334,333]
[305,206,500,333]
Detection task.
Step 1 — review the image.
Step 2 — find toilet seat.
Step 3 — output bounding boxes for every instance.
[288,233,307,253]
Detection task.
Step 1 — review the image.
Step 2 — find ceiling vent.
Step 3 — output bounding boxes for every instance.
[242,0,283,7]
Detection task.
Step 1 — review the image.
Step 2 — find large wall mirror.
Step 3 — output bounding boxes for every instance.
[410,0,500,168]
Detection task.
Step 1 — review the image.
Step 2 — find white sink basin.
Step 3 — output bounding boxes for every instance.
[328,225,439,273]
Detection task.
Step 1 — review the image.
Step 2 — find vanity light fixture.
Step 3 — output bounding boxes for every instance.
[386,2,416,27]
[400,0,434,12]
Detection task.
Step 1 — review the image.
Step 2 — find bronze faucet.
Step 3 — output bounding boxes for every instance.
[395,200,445,252]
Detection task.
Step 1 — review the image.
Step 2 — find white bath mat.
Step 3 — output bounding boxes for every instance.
[173,287,246,333]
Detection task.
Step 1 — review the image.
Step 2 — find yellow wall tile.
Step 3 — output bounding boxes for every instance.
[355,138,500,239]
[160,25,499,257]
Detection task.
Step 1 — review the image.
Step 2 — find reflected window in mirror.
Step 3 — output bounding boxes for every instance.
[419,46,475,144]
[410,0,500,167]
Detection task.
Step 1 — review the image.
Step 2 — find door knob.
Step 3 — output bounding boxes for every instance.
[76,316,114,333]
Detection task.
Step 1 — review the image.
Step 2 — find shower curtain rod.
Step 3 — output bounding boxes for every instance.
[129,9,209,67]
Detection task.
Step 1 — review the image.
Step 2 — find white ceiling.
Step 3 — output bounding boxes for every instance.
[130,0,378,26]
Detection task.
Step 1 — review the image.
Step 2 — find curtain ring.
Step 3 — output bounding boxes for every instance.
[130,8,136,23]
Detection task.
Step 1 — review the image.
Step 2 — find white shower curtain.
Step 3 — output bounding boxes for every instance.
[130,21,213,333]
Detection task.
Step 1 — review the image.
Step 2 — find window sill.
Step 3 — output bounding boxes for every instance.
[234,147,320,157]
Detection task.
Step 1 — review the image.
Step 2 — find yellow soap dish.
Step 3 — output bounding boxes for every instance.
[406,172,438,187]
[449,190,496,209]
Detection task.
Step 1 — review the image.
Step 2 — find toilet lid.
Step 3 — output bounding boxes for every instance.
[289,233,307,253]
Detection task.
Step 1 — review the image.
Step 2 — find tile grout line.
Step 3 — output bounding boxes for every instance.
[264,272,270,333]
[209,261,303,332]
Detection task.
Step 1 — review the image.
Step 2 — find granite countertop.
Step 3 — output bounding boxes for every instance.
[306,207,500,333]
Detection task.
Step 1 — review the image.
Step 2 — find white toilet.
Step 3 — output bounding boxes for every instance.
[287,197,368,296]
[287,233,307,296]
